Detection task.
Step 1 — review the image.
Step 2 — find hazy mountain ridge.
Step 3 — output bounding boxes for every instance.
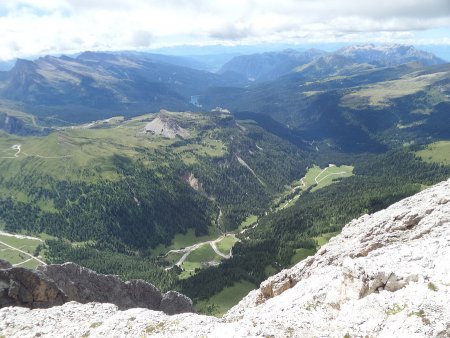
[336,44,445,67]
[0,44,445,132]
[0,52,247,123]
[218,48,326,81]
[218,44,445,83]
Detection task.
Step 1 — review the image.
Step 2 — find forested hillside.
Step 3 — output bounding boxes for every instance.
[180,150,450,306]
[0,110,309,289]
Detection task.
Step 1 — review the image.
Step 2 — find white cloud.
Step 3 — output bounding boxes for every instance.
[0,0,450,60]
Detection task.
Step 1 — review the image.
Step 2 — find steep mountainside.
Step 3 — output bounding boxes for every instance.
[204,61,450,151]
[0,113,38,135]
[1,178,449,337]
[0,110,310,288]
[0,53,246,123]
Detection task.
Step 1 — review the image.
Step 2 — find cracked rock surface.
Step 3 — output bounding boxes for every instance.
[1,179,450,337]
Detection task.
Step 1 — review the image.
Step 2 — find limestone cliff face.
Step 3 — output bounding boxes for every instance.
[1,179,450,337]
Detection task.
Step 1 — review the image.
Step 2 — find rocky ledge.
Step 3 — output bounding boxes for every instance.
[1,262,194,315]
[1,178,450,337]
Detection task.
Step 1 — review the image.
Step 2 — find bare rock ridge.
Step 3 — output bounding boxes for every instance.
[1,178,450,337]
[0,261,194,315]
[38,263,159,311]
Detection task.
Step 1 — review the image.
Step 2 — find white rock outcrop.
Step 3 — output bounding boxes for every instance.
[1,179,450,337]
[144,115,189,139]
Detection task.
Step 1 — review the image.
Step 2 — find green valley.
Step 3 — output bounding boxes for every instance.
[1,45,450,317]
[0,109,311,297]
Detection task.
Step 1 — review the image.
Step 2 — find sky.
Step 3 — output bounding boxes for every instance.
[1,0,450,61]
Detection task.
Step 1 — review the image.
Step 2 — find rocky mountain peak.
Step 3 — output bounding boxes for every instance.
[1,178,449,337]
[337,44,445,66]
[11,58,36,71]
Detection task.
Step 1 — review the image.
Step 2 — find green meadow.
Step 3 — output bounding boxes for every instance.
[196,280,257,316]
[416,141,450,166]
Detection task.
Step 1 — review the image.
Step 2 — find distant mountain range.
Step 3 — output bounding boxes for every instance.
[0,44,448,152]
[202,47,450,152]
[336,44,444,67]
[219,44,445,82]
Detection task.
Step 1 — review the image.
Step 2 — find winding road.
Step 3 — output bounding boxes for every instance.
[0,238,47,266]
[314,165,348,184]
[0,231,46,267]
[0,144,21,159]
[0,144,71,159]
[314,166,331,184]
[164,234,234,270]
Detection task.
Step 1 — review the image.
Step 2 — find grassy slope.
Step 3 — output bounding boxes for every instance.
[290,248,315,266]
[196,280,257,316]
[305,164,354,191]
[416,141,450,165]
[313,231,340,247]
[152,228,221,256]
[237,215,258,231]
[180,244,222,279]
[276,164,354,211]
[0,112,226,183]
[216,236,238,255]
[341,71,447,109]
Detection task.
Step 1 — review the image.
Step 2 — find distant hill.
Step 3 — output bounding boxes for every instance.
[293,54,375,79]
[218,49,326,82]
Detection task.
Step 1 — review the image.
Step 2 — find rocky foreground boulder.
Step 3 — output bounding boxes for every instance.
[1,261,194,315]
[38,262,194,313]
[0,266,67,309]
[38,263,162,310]
[1,178,450,337]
